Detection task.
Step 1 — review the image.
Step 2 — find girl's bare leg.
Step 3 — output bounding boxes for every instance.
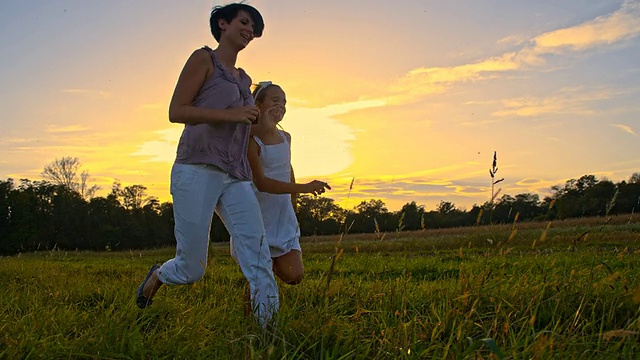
[272,250,304,285]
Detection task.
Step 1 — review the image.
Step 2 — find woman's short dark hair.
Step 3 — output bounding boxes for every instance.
[209,3,264,42]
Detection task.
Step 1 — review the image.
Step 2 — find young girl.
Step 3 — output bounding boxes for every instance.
[136,3,278,326]
[241,82,330,285]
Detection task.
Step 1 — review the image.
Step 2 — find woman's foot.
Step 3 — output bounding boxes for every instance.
[136,264,161,309]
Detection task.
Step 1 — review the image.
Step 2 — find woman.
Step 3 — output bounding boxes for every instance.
[135,3,278,327]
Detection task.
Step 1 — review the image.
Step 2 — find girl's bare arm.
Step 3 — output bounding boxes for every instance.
[247,138,329,195]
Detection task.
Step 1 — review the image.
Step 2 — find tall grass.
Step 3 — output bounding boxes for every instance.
[2,217,640,358]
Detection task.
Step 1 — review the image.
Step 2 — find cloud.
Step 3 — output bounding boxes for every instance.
[3,137,39,144]
[497,34,528,46]
[310,171,567,211]
[319,99,387,114]
[611,123,637,136]
[513,177,559,193]
[62,89,112,98]
[132,128,182,162]
[491,87,612,117]
[45,124,89,133]
[406,54,521,83]
[297,165,492,210]
[138,102,167,111]
[533,0,640,53]
[388,53,521,103]
[383,1,640,105]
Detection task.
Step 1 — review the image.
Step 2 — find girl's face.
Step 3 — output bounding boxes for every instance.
[219,10,256,49]
[257,86,287,127]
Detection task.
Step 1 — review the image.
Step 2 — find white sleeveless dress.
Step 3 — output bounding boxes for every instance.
[252,131,301,257]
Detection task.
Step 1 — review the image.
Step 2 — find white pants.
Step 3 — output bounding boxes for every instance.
[157,163,278,325]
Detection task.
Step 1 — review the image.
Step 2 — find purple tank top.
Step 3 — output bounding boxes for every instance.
[174,46,254,181]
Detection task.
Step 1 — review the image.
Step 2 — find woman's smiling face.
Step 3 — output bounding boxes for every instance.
[219,10,256,49]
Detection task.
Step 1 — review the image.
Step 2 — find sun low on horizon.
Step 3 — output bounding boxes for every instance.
[1,0,639,212]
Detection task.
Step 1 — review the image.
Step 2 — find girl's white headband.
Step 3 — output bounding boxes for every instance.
[253,81,273,99]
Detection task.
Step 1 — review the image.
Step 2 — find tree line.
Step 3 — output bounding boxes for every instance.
[1,157,639,255]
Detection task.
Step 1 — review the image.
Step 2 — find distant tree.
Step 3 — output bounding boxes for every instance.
[349,199,393,233]
[613,180,640,214]
[0,179,14,246]
[296,195,344,235]
[489,195,515,223]
[551,175,601,218]
[8,168,640,253]
[356,199,388,217]
[582,180,616,216]
[512,193,543,219]
[121,185,152,211]
[108,181,155,211]
[298,196,344,222]
[50,185,88,249]
[4,179,57,252]
[436,200,456,214]
[41,156,100,199]
[398,201,425,230]
[553,175,599,198]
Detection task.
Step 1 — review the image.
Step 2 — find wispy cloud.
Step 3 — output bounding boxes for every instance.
[45,124,89,133]
[3,137,39,144]
[62,89,112,98]
[388,53,521,103]
[306,172,550,210]
[138,102,166,111]
[491,87,613,117]
[497,34,528,46]
[384,1,640,104]
[132,128,182,162]
[297,99,387,117]
[611,123,637,136]
[532,0,640,53]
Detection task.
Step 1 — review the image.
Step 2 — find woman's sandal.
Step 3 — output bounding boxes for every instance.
[136,264,159,309]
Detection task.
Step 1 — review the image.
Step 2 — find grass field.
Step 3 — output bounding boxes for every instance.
[2,215,640,359]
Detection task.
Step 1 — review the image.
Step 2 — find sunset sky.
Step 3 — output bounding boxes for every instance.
[1,0,639,211]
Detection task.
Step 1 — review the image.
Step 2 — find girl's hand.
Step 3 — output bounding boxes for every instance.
[257,105,285,125]
[269,105,285,122]
[226,106,259,124]
[303,180,331,196]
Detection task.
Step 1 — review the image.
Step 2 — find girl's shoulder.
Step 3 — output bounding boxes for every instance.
[280,130,292,144]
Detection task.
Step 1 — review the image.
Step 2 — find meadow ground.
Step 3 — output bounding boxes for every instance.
[2,215,640,359]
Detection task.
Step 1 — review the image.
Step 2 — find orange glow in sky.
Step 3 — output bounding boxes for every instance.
[2,1,640,211]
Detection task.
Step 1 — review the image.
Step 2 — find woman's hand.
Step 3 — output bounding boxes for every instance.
[225,106,260,124]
